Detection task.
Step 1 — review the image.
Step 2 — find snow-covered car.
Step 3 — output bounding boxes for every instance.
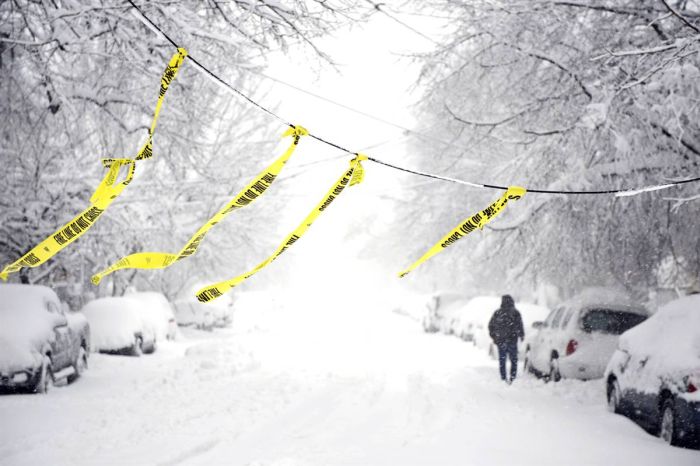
[174,284,233,331]
[129,291,178,341]
[524,288,647,381]
[0,284,90,393]
[605,294,700,448]
[451,296,500,344]
[173,300,216,331]
[81,297,157,355]
[421,292,470,335]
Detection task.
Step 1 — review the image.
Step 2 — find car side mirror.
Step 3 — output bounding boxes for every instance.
[532,321,544,330]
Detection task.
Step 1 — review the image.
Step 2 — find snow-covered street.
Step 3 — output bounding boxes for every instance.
[1,295,697,466]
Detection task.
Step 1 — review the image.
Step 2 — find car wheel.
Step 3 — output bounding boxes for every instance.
[131,337,143,357]
[548,358,561,383]
[67,346,88,383]
[145,338,157,354]
[607,379,621,414]
[34,355,53,394]
[659,398,679,446]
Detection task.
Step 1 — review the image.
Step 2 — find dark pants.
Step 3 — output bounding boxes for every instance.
[497,340,518,382]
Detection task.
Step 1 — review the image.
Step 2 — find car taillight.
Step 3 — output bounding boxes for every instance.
[566,339,578,356]
[686,373,700,393]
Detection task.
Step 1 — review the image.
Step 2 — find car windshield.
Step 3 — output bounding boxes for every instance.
[580,309,646,335]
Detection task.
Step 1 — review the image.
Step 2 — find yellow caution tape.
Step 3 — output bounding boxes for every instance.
[91,126,309,285]
[195,154,368,302]
[136,48,188,160]
[398,186,526,278]
[0,159,136,280]
[0,49,187,281]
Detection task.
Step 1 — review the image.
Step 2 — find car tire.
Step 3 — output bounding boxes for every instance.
[548,358,561,383]
[34,355,53,394]
[67,346,88,383]
[144,338,157,354]
[607,379,621,414]
[659,398,680,446]
[131,337,143,357]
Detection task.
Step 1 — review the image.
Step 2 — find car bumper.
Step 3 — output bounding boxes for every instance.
[0,368,39,389]
[559,357,606,380]
[675,398,700,447]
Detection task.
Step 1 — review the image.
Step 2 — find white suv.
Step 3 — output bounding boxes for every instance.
[524,289,647,381]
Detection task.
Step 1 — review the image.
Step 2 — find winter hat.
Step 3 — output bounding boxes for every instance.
[501,294,515,308]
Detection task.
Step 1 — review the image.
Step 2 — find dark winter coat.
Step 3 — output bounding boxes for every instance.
[488,296,525,345]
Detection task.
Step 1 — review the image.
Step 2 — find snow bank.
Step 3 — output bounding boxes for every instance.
[81,297,143,351]
[0,284,63,373]
[619,294,700,397]
[184,341,258,373]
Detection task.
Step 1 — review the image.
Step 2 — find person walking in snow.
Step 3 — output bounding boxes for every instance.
[488,295,525,384]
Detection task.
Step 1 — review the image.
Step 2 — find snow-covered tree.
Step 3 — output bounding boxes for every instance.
[400,0,700,300]
[1,0,368,302]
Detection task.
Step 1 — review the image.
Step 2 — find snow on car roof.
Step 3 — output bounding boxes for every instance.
[620,294,700,362]
[81,296,145,350]
[129,291,175,315]
[561,287,645,314]
[0,284,59,314]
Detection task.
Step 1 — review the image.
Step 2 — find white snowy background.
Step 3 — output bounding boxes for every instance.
[1,1,700,465]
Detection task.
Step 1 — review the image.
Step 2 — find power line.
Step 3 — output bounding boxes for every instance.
[126,0,700,197]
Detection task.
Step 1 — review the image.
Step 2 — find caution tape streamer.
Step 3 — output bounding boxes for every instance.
[135,48,188,160]
[398,186,526,278]
[0,159,136,280]
[91,126,308,285]
[0,49,187,281]
[195,154,368,302]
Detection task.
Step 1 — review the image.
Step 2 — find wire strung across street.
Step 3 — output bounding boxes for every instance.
[126,0,700,197]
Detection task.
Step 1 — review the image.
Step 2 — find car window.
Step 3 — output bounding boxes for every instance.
[551,308,565,328]
[561,308,575,329]
[46,300,60,314]
[580,309,647,335]
[544,309,558,327]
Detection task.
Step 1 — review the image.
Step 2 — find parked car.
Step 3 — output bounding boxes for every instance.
[81,296,157,355]
[524,288,647,381]
[605,294,700,448]
[173,300,216,331]
[129,291,178,340]
[0,284,90,393]
[174,284,234,331]
[451,296,500,345]
[421,292,470,335]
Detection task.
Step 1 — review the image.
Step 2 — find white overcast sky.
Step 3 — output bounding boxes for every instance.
[220,10,451,295]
